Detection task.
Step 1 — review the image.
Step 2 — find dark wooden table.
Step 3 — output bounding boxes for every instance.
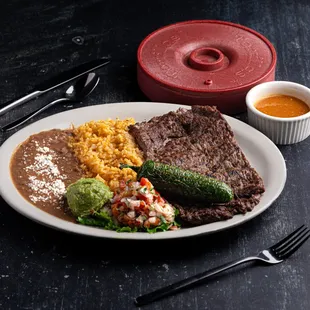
[1,1,310,309]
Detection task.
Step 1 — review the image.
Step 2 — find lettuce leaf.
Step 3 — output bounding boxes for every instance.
[116,226,138,233]
[77,211,138,232]
[146,222,170,233]
[77,216,115,230]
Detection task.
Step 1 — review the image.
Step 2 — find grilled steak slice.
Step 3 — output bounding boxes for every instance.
[129,105,265,226]
[129,109,193,160]
[175,194,262,225]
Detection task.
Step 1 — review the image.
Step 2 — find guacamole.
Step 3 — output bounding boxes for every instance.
[66,178,113,217]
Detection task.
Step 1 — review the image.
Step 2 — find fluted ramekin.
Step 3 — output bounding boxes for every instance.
[246,81,310,145]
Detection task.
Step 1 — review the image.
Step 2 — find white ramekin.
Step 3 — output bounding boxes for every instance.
[246,81,310,145]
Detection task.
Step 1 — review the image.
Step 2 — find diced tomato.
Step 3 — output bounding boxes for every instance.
[140,177,147,186]
[134,205,141,212]
[137,193,146,201]
[123,214,131,223]
[138,200,146,211]
[135,220,143,227]
[156,196,165,205]
[140,177,153,189]
[111,205,120,217]
[155,217,161,225]
[128,220,136,227]
[143,220,151,228]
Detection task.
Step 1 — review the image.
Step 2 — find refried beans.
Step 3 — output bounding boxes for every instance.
[10,129,84,222]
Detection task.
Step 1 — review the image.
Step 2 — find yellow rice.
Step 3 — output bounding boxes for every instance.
[69,118,144,191]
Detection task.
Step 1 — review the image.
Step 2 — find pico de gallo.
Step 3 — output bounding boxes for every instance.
[110,177,179,232]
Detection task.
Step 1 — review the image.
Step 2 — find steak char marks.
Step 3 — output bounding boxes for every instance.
[129,106,265,226]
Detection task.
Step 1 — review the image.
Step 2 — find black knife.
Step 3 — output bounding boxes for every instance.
[0,58,110,116]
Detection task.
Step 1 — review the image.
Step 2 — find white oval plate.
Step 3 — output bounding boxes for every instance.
[0,102,286,240]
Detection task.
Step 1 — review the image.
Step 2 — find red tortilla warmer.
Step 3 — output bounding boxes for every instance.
[137,20,277,115]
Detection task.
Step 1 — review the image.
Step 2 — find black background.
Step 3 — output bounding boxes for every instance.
[1,1,310,309]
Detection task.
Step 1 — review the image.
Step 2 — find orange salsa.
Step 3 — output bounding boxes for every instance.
[255,95,309,118]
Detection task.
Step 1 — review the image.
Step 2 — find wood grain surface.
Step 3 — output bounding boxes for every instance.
[0,0,310,309]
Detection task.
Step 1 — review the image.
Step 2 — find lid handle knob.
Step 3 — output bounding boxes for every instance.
[188,47,224,71]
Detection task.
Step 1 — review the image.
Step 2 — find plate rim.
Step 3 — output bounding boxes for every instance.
[0,102,287,240]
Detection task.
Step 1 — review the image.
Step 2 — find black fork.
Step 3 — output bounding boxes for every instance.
[135,225,310,307]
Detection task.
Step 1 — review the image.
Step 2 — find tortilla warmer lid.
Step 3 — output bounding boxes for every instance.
[137,20,277,114]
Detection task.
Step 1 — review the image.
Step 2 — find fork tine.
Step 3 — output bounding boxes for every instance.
[277,231,310,259]
[271,225,305,251]
[274,226,308,252]
[275,228,310,254]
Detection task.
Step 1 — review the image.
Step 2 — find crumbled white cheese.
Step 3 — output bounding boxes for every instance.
[24,145,67,204]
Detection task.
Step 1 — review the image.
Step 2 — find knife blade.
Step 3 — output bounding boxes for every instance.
[0,58,110,116]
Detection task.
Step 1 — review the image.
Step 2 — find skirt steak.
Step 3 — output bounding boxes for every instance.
[129,106,265,226]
